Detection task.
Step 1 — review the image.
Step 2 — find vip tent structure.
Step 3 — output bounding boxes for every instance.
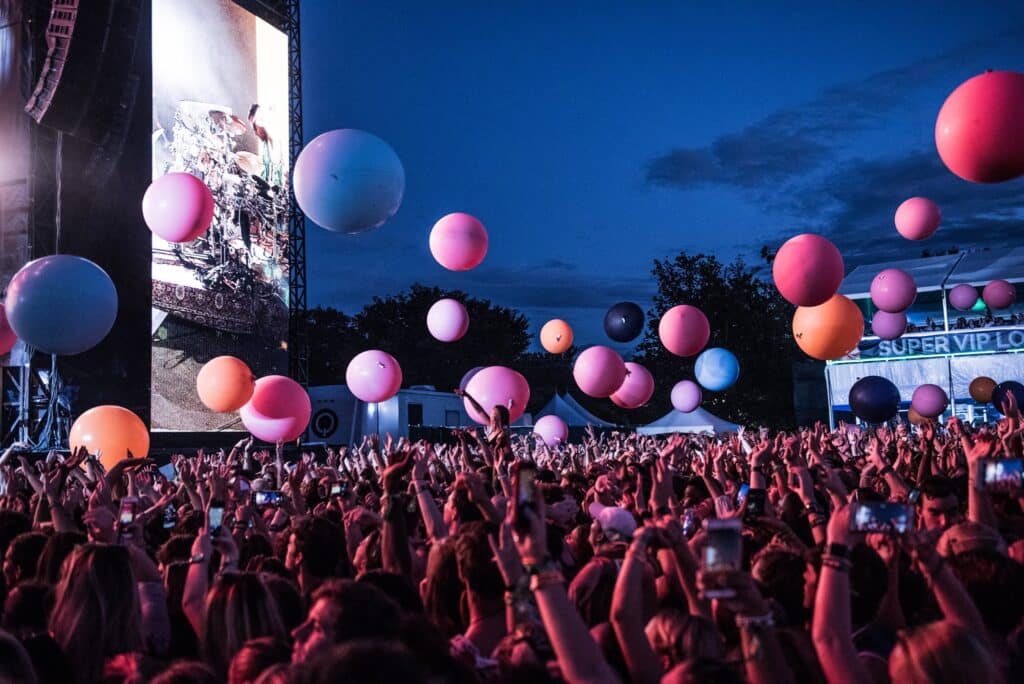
[535,393,615,428]
[637,407,739,435]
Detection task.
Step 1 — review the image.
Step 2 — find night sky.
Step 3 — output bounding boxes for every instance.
[299,1,1024,352]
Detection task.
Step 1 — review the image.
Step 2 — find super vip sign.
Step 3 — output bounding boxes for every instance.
[858,327,1024,359]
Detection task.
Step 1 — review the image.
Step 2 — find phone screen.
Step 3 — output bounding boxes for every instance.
[162,504,177,529]
[849,502,914,534]
[736,483,750,506]
[118,497,138,526]
[253,491,282,507]
[208,505,225,533]
[745,489,767,519]
[701,519,742,599]
[512,463,538,532]
[979,458,1023,493]
[330,483,343,496]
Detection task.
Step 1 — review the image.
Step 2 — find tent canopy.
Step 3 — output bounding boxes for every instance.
[839,253,962,298]
[947,246,1024,287]
[637,407,739,435]
[535,393,616,427]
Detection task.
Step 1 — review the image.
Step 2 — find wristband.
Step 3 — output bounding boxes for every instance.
[826,542,849,559]
[529,570,565,592]
[735,612,775,629]
[821,554,851,572]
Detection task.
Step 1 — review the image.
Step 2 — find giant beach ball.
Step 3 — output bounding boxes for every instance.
[5,255,118,355]
[658,305,710,357]
[534,415,569,447]
[604,302,644,343]
[907,407,931,426]
[239,375,312,443]
[948,284,979,311]
[610,362,655,408]
[429,213,489,271]
[426,298,469,342]
[464,366,530,424]
[894,197,940,241]
[573,346,627,398]
[849,376,901,424]
[993,381,1024,414]
[871,310,907,341]
[792,294,864,361]
[982,279,1016,310]
[540,319,573,354]
[196,356,256,412]
[694,347,740,392]
[911,384,949,418]
[772,234,844,307]
[935,71,1024,183]
[0,305,17,356]
[870,268,917,313]
[346,350,403,403]
[671,380,702,413]
[969,376,997,404]
[293,129,405,233]
[142,172,214,243]
[70,405,149,471]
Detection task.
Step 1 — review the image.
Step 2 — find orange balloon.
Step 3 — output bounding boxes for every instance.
[792,294,864,361]
[70,405,149,471]
[197,356,256,412]
[907,407,932,426]
[540,319,573,354]
[969,376,996,403]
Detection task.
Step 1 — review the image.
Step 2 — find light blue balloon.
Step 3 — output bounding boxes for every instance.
[293,129,405,234]
[4,255,118,355]
[694,347,740,392]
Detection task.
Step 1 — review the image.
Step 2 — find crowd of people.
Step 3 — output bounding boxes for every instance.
[0,395,1022,684]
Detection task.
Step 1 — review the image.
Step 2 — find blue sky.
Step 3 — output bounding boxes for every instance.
[299,1,1024,352]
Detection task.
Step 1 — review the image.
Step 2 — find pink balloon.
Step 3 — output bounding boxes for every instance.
[870,269,917,313]
[239,375,312,443]
[983,279,1016,309]
[671,380,702,413]
[426,298,469,342]
[346,350,403,403]
[772,234,844,306]
[0,305,17,355]
[911,384,949,418]
[658,305,710,357]
[534,415,569,447]
[610,362,655,409]
[573,346,627,398]
[871,310,907,340]
[464,366,530,424]
[948,284,979,311]
[894,197,941,241]
[142,172,214,243]
[429,213,489,271]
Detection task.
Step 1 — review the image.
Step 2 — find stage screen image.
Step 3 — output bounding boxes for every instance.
[152,0,289,431]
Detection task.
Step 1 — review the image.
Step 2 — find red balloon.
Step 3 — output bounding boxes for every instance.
[983,279,1016,309]
[935,71,1024,183]
[658,305,710,357]
[772,234,845,307]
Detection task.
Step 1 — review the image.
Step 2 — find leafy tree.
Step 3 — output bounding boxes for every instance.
[635,252,798,427]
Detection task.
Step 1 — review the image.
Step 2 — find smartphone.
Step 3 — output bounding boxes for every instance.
[849,502,914,534]
[118,496,139,527]
[208,500,226,534]
[512,461,538,533]
[252,490,283,507]
[162,504,177,529]
[681,508,697,538]
[744,489,767,520]
[735,483,750,506]
[976,458,1023,493]
[330,482,346,497]
[701,518,743,599]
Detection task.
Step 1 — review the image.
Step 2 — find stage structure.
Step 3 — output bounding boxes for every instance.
[0,0,306,448]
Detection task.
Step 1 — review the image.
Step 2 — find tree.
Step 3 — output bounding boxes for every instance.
[635,252,798,427]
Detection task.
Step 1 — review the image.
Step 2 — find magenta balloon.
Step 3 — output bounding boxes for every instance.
[871,310,907,340]
[0,305,16,356]
[426,298,469,342]
[464,366,530,424]
[982,279,1016,309]
[573,346,627,398]
[346,350,403,403]
[239,375,312,443]
[142,172,214,243]
[459,366,484,392]
[870,269,917,313]
[658,305,710,357]
[610,362,655,409]
[534,415,569,447]
[894,197,941,241]
[671,380,702,413]
[911,383,949,418]
[948,284,979,311]
[429,213,489,271]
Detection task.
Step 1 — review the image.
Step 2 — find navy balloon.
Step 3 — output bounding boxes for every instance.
[4,255,118,355]
[849,376,901,423]
[603,302,644,343]
[694,347,740,391]
[459,366,484,392]
[993,381,1024,413]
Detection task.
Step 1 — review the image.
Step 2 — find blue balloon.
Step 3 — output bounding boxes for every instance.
[849,376,900,423]
[293,129,405,234]
[694,347,740,391]
[4,255,118,355]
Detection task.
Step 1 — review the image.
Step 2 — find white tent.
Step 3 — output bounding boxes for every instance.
[637,407,738,435]
[535,393,616,427]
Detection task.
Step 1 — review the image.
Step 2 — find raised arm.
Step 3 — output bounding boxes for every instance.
[611,528,662,684]
[412,444,448,542]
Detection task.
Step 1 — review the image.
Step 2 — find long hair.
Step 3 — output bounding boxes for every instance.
[889,621,1004,684]
[420,540,465,638]
[645,608,725,670]
[49,544,143,684]
[202,572,287,680]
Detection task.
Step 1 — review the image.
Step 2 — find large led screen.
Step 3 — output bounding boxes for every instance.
[152,0,289,430]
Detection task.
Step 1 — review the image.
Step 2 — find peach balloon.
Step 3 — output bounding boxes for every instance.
[429,213,489,271]
[894,197,940,241]
[772,234,844,307]
[70,405,150,471]
[792,294,864,361]
[540,319,573,354]
[196,356,256,412]
[658,305,710,357]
